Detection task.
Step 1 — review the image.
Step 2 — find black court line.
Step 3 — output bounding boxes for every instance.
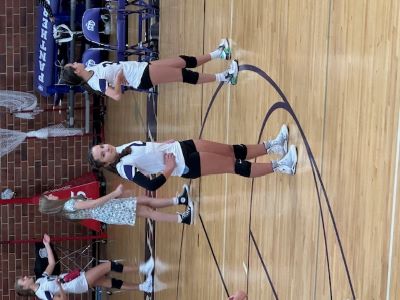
[249,230,279,299]
[240,64,355,299]
[174,64,356,299]
[146,91,158,300]
[246,178,255,297]
[309,150,333,300]
[199,214,230,297]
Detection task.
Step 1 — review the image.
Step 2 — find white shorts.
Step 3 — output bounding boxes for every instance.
[121,61,148,88]
[62,272,89,294]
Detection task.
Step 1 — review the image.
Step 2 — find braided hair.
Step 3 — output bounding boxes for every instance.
[60,65,103,96]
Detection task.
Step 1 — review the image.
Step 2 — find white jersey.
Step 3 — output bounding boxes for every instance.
[116,141,186,180]
[86,61,148,92]
[35,272,88,299]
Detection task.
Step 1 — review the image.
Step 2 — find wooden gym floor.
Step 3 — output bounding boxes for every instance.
[102,0,400,299]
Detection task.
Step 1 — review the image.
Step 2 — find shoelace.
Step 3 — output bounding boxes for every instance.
[219,45,231,60]
[181,207,191,218]
[224,71,234,80]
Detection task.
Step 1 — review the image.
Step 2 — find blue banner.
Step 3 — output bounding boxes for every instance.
[34,1,59,96]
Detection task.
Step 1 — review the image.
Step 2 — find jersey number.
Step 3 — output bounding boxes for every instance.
[101,62,120,67]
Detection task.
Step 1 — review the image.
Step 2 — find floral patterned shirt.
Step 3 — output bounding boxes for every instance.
[64,197,137,226]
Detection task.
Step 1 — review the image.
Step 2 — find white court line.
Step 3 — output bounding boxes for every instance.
[243,261,248,275]
[221,4,235,298]
[386,106,400,300]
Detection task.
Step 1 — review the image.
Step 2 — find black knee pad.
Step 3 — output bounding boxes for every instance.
[111,278,123,289]
[181,68,199,84]
[234,159,251,177]
[110,261,124,273]
[233,144,247,160]
[179,55,198,68]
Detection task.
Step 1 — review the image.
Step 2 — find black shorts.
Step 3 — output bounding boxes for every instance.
[179,140,201,179]
[137,64,154,90]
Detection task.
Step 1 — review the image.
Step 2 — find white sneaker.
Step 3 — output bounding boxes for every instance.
[273,145,297,175]
[217,38,231,60]
[265,125,288,156]
[139,275,153,293]
[139,256,154,275]
[225,59,239,85]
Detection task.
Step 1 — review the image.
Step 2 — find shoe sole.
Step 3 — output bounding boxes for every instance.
[188,199,195,225]
[290,145,298,175]
[281,124,289,154]
[223,38,231,60]
[230,59,239,85]
[192,198,198,225]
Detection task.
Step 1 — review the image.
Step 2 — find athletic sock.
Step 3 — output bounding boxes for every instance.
[271,160,279,171]
[215,72,229,82]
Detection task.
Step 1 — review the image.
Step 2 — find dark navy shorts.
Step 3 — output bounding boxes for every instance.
[137,64,153,90]
[179,140,201,179]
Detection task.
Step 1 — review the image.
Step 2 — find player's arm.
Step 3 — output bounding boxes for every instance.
[105,86,122,101]
[74,184,123,209]
[42,234,56,276]
[132,172,167,191]
[128,153,176,191]
[105,70,127,101]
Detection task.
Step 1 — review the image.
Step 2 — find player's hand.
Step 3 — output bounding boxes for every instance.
[47,194,59,200]
[116,70,128,85]
[228,291,247,300]
[164,153,176,171]
[43,234,51,244]
[114,184,124,197]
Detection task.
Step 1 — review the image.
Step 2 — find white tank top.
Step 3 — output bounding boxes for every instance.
[86,61,148,92]
[116,141,186,179]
